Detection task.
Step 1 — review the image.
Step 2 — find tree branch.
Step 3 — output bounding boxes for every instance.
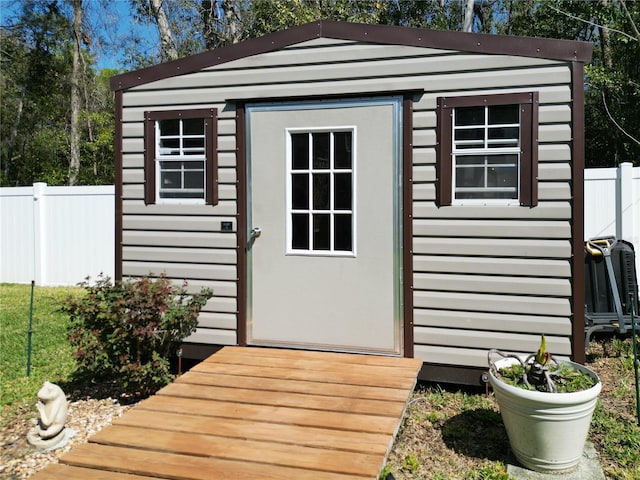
[602,91,640,146]
[547,4,639,42]
[620,0,640,40]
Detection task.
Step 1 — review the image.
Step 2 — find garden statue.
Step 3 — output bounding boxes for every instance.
[27,381,69,449]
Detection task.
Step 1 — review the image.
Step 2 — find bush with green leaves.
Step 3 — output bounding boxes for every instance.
[64,275,212,397]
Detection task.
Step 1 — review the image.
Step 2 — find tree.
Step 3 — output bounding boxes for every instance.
[502,0,639,167]
[0,0,115,186]
[69,0,83,185]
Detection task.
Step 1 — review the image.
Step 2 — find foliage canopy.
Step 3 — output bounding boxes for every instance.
[1,0,638,187]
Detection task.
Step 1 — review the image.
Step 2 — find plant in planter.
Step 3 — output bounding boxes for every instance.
[488,335,602,474]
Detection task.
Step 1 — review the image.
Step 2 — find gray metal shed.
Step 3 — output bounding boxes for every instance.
[110,21,592,384]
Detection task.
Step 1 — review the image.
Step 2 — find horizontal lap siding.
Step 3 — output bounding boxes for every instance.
[410,59,574,368]
[120,39,575,364]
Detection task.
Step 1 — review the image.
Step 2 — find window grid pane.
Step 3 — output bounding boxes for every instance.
[452,105,521,201]
[156,118,206,200]
[290,131,354,254]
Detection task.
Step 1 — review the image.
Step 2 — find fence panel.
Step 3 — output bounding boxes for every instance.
[1,166,638,286]
[0,183,114,286]
[0,187,36,284]
[584,162,640,277]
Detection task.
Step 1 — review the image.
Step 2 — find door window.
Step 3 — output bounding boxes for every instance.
[288,130,354,254]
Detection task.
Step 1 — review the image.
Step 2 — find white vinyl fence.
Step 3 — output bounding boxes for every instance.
[0,183,114,286]
[584,162,640,276]
[1,164,638,286]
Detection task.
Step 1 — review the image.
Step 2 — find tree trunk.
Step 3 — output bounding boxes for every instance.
[221,0,240,44]
[69,0,82,186]
[463,0,474,32]
[150,0,179,61]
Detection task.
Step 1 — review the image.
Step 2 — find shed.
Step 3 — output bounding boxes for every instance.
[110,21,593,384]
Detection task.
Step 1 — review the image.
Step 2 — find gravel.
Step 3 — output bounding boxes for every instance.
[0,396,134,479]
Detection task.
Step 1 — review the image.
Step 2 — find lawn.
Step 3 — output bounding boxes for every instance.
[0,283,82,410]
[1,283,639,479]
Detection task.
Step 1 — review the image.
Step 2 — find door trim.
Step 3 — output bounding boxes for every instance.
[236,95,414,357]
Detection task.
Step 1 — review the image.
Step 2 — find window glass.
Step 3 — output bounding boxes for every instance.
[291,133,309,170]
[313,214,330,250]
[289,129,354,254]
[455,106,484,126]
[451,103,521,202]
[488,104,519,124]
[312,132,330,169]
[159,119,179,136]
[334,214,352,251]
[292,214,309,249]
[334,173,352,210]
[334,131,352,169]
[157,125,205,201]
[182,118,204,135]
[159,138,180,155]
[313,173,330,210]
[291,173,309,209]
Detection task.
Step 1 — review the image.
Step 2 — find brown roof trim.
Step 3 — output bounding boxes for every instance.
[110,20,592,92]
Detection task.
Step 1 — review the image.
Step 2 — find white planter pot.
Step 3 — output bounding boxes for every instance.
[488,356,602,473]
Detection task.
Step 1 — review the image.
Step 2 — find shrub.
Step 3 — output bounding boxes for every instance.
[64,274,212,397]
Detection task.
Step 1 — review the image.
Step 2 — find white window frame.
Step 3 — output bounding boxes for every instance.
[451,105,521,206]
[155,118,206,204]
[285,126,357,257]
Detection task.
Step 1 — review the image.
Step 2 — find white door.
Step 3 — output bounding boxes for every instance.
[246,98,403,355]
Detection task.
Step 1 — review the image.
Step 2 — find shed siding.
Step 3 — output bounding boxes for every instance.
[119,39,576,367]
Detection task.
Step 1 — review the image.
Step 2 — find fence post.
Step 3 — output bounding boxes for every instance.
[617,162,634,243]
[33,182,47,286]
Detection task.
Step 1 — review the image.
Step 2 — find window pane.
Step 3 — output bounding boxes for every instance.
[334,214,352,251]
[291,133,309,170]
[159,119,179,136]
[488,127,519,147]
[489,105,519,125]
[487,167,517,190]
[334,173,352,210]
[161,171,181,188]
[454,128,484,148]
[456,165,484,188]
[183,137,205,154]
[292,214,309,249]
[159,138,180,155]
[184,171,204,189]
[334,131,352,169]
[183,118,204,135]
[292,173,309,209]
[313,214,330,250]
[183,161,203,170]
[313,132,330,169]
[455,106,484,126]
[313,173,330,210]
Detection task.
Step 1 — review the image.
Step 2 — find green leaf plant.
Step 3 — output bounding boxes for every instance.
[63,274,212,398]
[490,335,597,393]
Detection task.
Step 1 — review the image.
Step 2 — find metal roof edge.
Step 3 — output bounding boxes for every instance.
[110,20,593,92]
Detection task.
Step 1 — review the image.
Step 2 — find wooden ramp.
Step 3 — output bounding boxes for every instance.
[33,346,423,480]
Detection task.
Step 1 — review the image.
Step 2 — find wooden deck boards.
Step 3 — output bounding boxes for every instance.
[31,346,423,480]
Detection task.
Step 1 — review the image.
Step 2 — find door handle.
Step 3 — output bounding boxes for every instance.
[250,226,262,239]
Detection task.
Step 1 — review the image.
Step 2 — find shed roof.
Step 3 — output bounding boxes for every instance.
[110,20,593,92]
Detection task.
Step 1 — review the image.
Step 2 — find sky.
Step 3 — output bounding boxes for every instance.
[0,0,161,72]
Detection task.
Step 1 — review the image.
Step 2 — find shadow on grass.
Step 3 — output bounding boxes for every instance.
[441,408,514,463]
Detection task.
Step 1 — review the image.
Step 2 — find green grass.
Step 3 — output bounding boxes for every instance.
[0,283,82,412]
